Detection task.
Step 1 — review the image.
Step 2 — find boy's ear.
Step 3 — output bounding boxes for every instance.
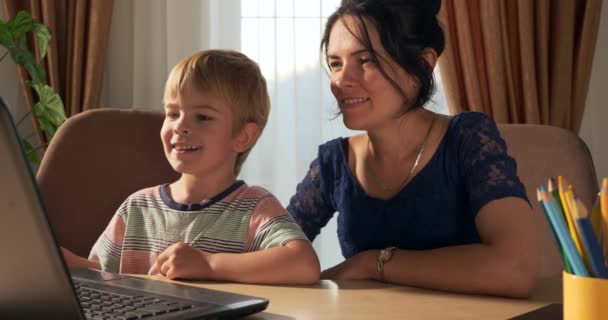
[233,122,261,153]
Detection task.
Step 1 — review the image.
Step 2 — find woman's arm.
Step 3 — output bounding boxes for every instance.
[323,197,540,298]
[287,158,337,241]
[154,240,320,285]
[383,197,539,297]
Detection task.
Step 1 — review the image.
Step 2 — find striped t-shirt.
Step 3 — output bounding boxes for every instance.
[89,181,308,275]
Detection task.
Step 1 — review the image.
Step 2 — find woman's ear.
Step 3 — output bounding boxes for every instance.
[422,48,438,70]
[233,122,261,153]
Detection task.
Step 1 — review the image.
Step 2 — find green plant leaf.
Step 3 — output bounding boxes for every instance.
[0,20,12,45]
[13,39,46,84]
[22,138,40,163]
[33,22,51,59]
[9,11,34,36]
[2,9,65,165]
[3,11,46,84]
[31,84,66,138]
[33,84,66,121]
[33,105,58,137]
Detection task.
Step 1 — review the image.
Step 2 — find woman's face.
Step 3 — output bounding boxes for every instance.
[327,15,420,131]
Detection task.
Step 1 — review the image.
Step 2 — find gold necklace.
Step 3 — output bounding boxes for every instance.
[366,114,437,193]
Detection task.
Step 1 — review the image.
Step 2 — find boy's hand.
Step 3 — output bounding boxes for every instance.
[154,242,213,280]
[61,247,80,267]
[60,247,101,270]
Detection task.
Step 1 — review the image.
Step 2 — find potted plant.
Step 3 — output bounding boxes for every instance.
[0,10,66,163]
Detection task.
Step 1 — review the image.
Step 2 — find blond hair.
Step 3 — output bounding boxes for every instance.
[163,50,270,176]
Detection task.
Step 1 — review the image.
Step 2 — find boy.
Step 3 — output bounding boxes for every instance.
[62,50,320,285]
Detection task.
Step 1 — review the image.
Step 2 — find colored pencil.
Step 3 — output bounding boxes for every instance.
[538,185,572,273]
[572,197,608,278]
[601,178,608,264]
[557,177,585,259]
[538,190,588,276]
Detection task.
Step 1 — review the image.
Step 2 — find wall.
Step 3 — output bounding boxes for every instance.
[0,53,21,115]
[579,1,608,184]
[0,5,29,136]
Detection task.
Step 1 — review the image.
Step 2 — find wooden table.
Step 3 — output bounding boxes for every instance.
[139,275,562,319]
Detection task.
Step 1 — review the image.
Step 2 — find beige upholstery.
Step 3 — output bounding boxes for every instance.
[498,123,598,278]
[37,108,178,257]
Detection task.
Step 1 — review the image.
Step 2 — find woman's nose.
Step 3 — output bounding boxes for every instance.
[332,66,356,88]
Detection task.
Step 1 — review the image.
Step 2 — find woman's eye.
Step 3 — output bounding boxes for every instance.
[165,112,179,119]
[360,57,375,64]
[328,61,342,70]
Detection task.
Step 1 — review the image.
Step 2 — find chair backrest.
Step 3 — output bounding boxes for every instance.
[37,108,179,257]
[497,123,599,278]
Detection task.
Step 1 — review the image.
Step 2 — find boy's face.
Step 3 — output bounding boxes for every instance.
[161,86,239,177]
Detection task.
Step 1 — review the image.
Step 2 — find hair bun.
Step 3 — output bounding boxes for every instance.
[342,0,441,16]
[418,0,441,16]
[396,0,441,16]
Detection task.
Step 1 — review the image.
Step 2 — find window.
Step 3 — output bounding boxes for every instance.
[239,0,346,203]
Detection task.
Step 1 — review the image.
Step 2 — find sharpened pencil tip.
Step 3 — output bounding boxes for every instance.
[548,177,556,192]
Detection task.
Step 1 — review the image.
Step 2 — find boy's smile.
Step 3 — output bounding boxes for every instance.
[171,143,203,156]
[171,144,202,152]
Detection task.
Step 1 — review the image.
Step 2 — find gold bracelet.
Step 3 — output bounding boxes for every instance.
[376,246,396,282]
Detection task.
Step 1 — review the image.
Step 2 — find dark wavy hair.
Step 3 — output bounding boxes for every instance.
[321,0,445,114]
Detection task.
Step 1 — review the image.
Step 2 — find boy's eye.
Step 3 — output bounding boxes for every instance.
[165,112,179,119]
[197,114,213,121]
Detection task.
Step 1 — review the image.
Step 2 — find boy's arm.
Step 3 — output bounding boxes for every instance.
[210,239,320,284]
[154,239,320,284]
[61,247,102,270]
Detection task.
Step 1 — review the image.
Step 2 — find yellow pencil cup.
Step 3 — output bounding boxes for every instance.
[563,271,608,319]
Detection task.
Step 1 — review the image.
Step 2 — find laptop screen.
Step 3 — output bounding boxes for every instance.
[0,98,84,318]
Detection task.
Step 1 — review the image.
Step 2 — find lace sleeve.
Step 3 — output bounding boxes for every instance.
[286,158,336,241]
[458,113,529,216]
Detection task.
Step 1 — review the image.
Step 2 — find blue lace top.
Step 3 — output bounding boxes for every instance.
[287,111,529,259]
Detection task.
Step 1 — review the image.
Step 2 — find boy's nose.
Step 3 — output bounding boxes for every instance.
[174,119,190,134]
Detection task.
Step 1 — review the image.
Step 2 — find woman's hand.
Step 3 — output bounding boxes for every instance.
[321,250,377,280]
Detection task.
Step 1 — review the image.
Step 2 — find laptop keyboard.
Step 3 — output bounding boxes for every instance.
[74,281,196,319]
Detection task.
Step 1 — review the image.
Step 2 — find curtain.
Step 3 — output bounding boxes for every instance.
[3,0,114,145]
[438,0,602,132]
[99,0,241,110]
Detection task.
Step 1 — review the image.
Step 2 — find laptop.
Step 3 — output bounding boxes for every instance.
[0,97,269,319]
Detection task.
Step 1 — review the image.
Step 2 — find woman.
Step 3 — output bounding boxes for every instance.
[287,0,539,298]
